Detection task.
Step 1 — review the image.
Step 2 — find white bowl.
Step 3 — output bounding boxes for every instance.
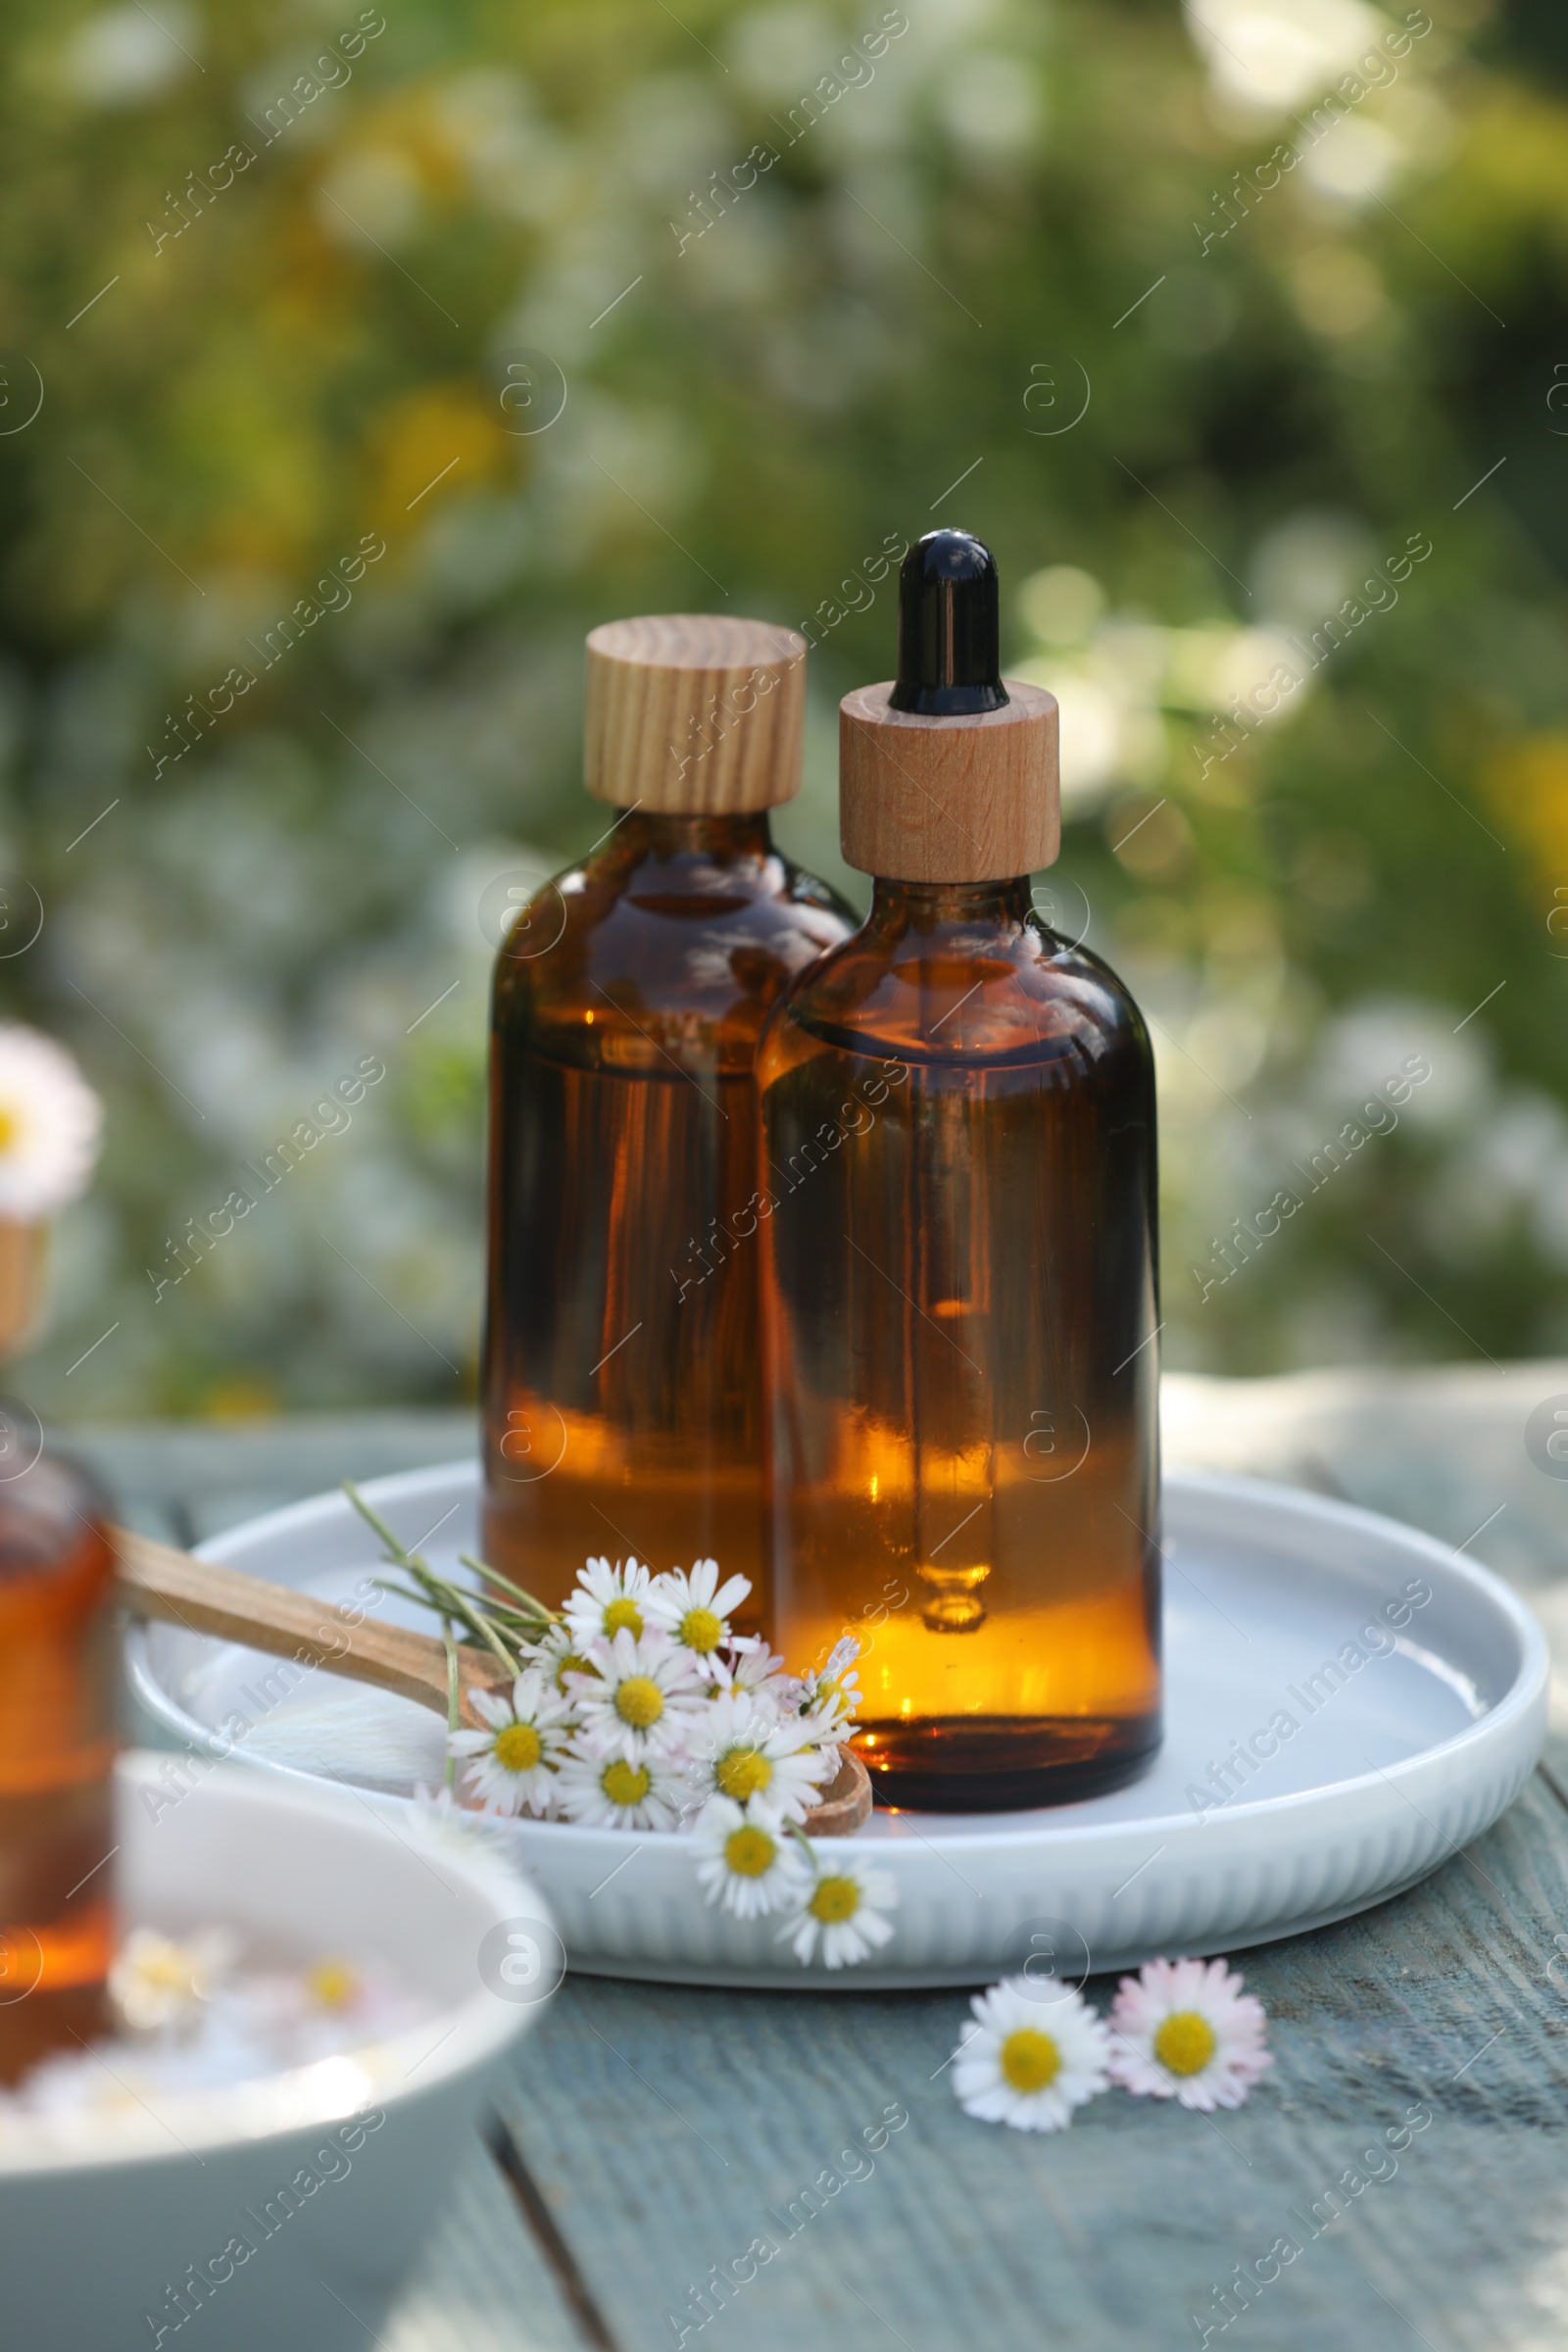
[0,1755,557,2351]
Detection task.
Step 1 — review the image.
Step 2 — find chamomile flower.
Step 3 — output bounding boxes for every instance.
[782,1859,899,1969]
[643,1558,754,1659]
[447,1667,572,1816]
[411,1781,510,1856]
[686,1690,831,1822]
[796,1636,863,1734]
[304,1958,361,2011]
[0,1025,102,1218]
[342,1511,906,1973]
[555,1736,685,1831]
[710,1638,794,1706]
[693,1796,809,1919]
[532,1619,602,1695]
[110,1928,237,2036]
[570,1627,704,1762]
[413,1780,460,1830]
[564,1555,654,1648]
[1107,1957,1273,2112]
[951,1978,1111,2133]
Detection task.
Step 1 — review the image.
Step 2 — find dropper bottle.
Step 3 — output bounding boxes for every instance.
[756,531,1162,1810]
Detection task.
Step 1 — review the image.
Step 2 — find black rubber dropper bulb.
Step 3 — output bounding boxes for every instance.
[888,527,1010,717]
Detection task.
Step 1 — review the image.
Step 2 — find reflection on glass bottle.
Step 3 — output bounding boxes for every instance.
[481,617,856,1626]
[758,532,1161,1811]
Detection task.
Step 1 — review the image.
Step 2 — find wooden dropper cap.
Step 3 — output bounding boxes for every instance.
[583,613,808,813]
[839,531,1059,881]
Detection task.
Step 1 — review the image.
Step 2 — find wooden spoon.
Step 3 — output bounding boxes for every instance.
[112,1525,873,1837]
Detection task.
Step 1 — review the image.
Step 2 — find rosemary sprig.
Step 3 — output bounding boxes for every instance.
[458,1551,556,1629]
[342,1482,559,1680]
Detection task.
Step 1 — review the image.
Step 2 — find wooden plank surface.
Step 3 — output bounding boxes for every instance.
[82,1385,1568,2352]
[492,1779,1568,2352]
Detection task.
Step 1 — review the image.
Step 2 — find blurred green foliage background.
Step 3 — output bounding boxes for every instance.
[2,0,1566,1419]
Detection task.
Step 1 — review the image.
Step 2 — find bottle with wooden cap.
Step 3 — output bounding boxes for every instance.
[757,531,1161,1809]
[481,614,856,1626]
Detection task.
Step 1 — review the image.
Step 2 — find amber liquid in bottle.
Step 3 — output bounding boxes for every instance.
[759,879,1160,1808]
[481,809,854,1623]
[0,1443,117,2082]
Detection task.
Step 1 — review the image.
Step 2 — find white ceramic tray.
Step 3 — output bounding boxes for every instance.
[126,1463,1548,1989]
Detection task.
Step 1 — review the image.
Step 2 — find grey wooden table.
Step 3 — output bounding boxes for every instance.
[94,1365,1568,2352]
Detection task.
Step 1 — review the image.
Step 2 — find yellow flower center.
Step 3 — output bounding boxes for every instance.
[1152,2012,1218,2078]
[555,1651,593,1689]
[603,1597,643,1638]
[723,1825,776,1878]
[134,1943,200,1995]
[1000,2028,1060,2093]
[808,1876,860,1925]
[601,1758,651,1807]
[715,1746,772,1800]
[679,1605,723,1653]
[0,1107,18,1153]
[493,1722,543,1774]
[306,1960,358,2008]
[615,1675,663,1729]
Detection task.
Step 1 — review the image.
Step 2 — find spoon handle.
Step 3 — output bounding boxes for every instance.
[112,1524,510,1720]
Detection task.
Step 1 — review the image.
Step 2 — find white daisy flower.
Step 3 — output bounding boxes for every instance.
[952,1978,1111,2132]
[410,1778,515,1856]
[413,1779,459,1824]
[692,1796,809,1919]
[708,1638,794,1706]
[1106,1956,1274,2111]
[554,1736,685,1831]
[570,1627,704,1762]
[447,1667,572,1817]
[781,1860,899,1969]
[685,1690,831,1822]
[563,1555,653,1647]
[532,1620,603,1694]
[109,1927,238,2036]
[642,1558,754,1659]
[0,1026,102,1218]
[796,1635,863,1734]
[303,1957,362,2012]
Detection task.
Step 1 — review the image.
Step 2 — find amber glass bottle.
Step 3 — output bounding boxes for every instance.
[758,533,1161,1810]
[481,615,856,1626]
[0,1417,117,2082]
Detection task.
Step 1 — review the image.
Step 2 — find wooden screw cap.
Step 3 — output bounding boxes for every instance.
[839,680,1060,881]
[583,613,808,813]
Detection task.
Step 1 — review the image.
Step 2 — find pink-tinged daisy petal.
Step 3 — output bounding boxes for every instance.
[1107,1955,1273,2112]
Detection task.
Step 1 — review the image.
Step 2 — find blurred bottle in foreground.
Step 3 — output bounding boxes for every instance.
[0,1028,114,2082]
